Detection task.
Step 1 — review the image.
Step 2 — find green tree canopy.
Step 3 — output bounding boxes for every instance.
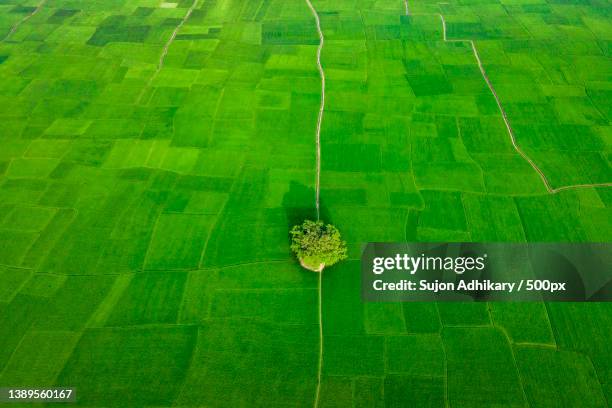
[290,220,347,272]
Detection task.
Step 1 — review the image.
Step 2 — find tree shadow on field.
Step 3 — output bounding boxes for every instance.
[282,181,332,228]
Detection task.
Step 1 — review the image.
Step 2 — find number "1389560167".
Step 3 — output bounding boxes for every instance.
[2,388,75,402]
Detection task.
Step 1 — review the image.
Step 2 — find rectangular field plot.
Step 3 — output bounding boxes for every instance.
[0,265,32,302]
[175,321,318,407]
[437,302,491,326]
[201,209,293,267]
[384,375,445,408]
[385,334,445,377]
[402,302,441,333]
[318,376,353,408]
[546,303,611,356]
[0,294,49,371]
[105,272,187,326]
[0,330,79,387]
[324,335,385,377]
[443,327,526,407]
[57,326,197,407]
[489,303,555,345]
[144,213,215,270]
[32,275,117,331]
[0,229,38,266]
[2,205,55,231]
[462,194,526,241]
[178,261,317,324]
[210,288,317,325]
[515,194,590,242]
[322,261,366,336]
[516,347,607,408]
[364,303,406,335]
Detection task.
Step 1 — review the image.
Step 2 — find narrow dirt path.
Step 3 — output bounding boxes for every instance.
[3,0,48,41]
[137,0,200,104]
[404,1,611,193]
[305,0,325,221]
[303,1,326,407]
[314,267,323,408]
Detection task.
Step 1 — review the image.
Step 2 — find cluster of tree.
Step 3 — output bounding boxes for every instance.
[290,220,347,272]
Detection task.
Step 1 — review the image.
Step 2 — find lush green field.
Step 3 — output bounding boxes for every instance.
[0,0,610,406]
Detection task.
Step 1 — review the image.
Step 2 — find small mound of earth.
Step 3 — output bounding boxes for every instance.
[300,258,325,272]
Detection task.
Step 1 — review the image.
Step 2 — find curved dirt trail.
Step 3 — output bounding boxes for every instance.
[303,1,325,407]
[404,1,611,193]
[304,0,325,221]
[157,0,200,72]
[3,0,48,41]
[137,0,200,104]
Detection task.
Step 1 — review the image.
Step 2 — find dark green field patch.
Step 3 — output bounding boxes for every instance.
[18,273,66,298]
[515,195,588,242]
[145,213,215,270]
[386,334,445,377]
[0,330,79,387]
[463,194,526,241]
[418,190,467,232]
[516,347,607,408]
[0,295,48,371]
[176,321,317,406]
[438,303,490,326]
[210,288,317,325]
[490,303,555,345]
[406,74,453,96]
[262,21,319,45]
[353,377,384,407]
[51,9,79,17]
[0,229,38,266]
[0,266,32,302]
[364,303,406,334]
[201,209,289,267]
[324,335,385,377]
[318,376,353,407]
[105,272,187,326]
[2,206,55,231]
[33,275,116,331]
[57,326,197,406]
[384,375,445,408]
[547,303,610,348]
[444,327,526,407]
[87,21,150,46]
[323,144,382,172]
[322,261,365,336]
[402,302,442,333]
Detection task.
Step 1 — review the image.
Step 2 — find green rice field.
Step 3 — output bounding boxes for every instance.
[0,0,610,406]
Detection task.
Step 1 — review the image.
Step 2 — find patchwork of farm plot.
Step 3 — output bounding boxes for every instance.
[0,0,610,407]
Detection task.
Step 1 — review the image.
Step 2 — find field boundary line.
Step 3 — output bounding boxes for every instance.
[140,208,164,271]
[2,0,47,42]
[137,0,200,104]
[513,342,557,349]
[87,274,134,328]
[303,0,325,406]
[434,306,450,408]
[486,304,531,407]
[173,328,201,406]
[403,1,611,194]
[579,352,610,408]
